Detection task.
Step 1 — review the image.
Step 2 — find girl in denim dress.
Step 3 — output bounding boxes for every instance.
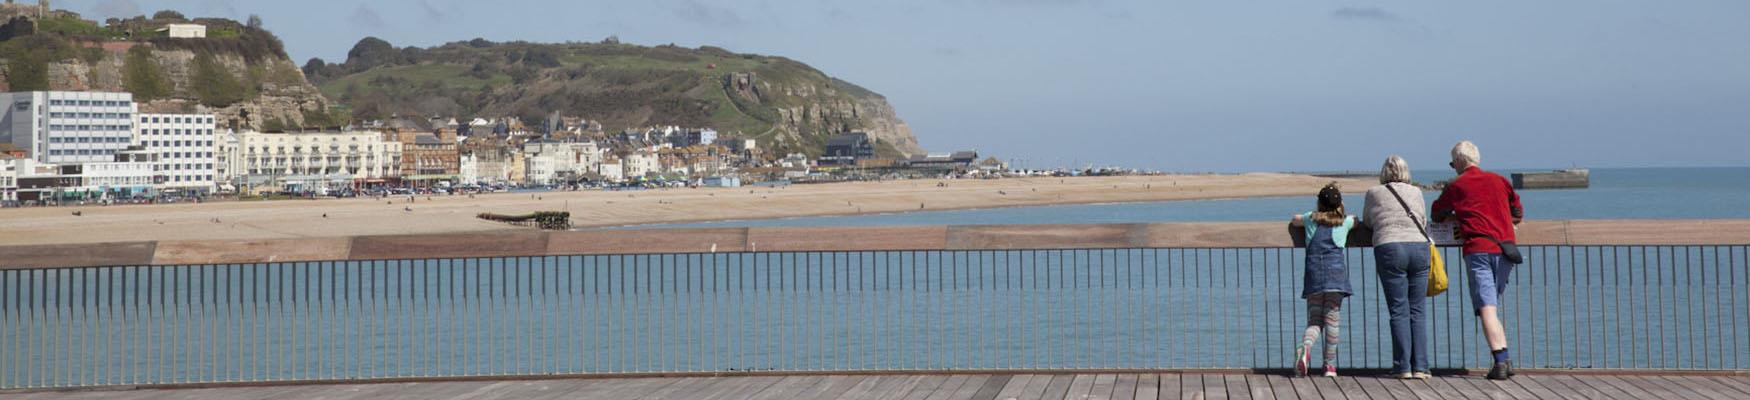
[1291,183,1356,377]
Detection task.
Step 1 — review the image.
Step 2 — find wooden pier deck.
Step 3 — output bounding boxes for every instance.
[13,372,1750,399]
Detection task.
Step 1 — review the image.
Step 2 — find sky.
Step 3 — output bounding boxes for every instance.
[67,0,1750,172]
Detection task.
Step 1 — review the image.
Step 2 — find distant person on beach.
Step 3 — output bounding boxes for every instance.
[1431,140,1524,380]
[1363,156,1431,380]
[1289,182,1356,378]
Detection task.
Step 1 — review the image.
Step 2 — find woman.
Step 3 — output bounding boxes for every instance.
[1363,155,1432,379]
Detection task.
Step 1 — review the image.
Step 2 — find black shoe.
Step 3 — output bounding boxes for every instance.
[1486,361,1513,380]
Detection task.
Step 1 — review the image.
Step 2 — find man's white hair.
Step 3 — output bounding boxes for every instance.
[1380,155,1412,184]
[1451,140,1480,167]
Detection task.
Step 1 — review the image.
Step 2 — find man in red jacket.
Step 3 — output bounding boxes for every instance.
[1432,140,1524,380]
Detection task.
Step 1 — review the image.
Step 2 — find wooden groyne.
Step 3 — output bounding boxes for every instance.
[1512,169,1589,189]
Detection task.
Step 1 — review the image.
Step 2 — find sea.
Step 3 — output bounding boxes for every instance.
[6,167,1748,388]
[622,167,1750,229]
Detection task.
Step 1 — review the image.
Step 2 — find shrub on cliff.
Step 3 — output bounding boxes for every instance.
[191,52,245,107]
[123,46,172,101]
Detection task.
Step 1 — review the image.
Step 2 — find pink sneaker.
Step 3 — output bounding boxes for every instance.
[1323,365,1338,378]
[1293,344,1310,377]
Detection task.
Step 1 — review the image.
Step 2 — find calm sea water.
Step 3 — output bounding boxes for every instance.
[625,167,1750,229]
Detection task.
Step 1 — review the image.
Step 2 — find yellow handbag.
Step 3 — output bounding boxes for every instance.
[1385,184,1447,296]
[1426,243,1448,296]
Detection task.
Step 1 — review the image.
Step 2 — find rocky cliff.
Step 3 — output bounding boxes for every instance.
[0,10,334,130]
[309,39,922,157]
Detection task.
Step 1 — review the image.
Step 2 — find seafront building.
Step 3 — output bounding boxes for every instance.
[222,130,403,194]
[0,91,138,164]
[136,113,219,195]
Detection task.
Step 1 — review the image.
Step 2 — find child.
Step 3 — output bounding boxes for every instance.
[1291,182,1357,377]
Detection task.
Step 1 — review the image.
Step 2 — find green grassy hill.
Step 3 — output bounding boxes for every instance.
[307,38,921,157]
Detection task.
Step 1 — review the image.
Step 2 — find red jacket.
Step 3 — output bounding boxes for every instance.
[1432,166,1523,254]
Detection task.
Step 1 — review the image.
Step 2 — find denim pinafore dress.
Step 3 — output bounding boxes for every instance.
[1301,213,1356,299]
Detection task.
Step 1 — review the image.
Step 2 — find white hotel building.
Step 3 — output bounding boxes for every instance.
[220,131,403,193]
[1,91,137,164]
[136,113,219,194]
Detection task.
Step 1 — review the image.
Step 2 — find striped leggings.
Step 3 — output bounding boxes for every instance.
[1301,292,1344,365]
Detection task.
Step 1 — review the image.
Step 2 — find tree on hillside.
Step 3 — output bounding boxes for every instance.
[123,46,172,102]
[151,10,185,21]
[246,14,262,29]
[191,52,245,107]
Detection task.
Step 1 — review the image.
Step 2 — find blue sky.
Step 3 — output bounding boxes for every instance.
[71,0,1750,172]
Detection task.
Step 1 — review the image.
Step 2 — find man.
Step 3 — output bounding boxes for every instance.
[1431,140,1524,380]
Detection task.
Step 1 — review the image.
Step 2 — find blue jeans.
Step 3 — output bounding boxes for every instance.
[1375,242,1430,374]
[1465,253,1514,315]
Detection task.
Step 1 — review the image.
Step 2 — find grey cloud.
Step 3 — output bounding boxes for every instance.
[90,0,141,19]
[1331,7,1399,22]
[349,5,386,29]
[672,0,744,27]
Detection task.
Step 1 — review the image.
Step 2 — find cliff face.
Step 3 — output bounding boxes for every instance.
[40,47,328,129]
[310,39,923,157]
[0,11,332,130]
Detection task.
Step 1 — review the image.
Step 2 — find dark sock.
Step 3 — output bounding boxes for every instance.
[1492,348,1510,363]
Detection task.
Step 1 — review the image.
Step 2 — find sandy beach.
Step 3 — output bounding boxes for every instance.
[0,174,1373,246]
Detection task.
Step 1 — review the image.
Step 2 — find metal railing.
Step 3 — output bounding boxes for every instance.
[1,245,1746,389]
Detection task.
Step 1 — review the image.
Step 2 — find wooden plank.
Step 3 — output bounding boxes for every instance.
[1545,375,1631,400]
[749,226,947,252]
[1222,375,1251,400]
[582,378,690,400]
[1654,376,1737,400]
[1134,374,1160,400]
[1703,376,1750,398]
[835,376,901,400]
[969,375,1013,400]
[899,376,951,400]
[1308,376,1347,400]
[995,375,1037,400]
[1111,374,1138,400]
[1368,376,1417,400]
[1063,374,1098,400]
[950,376,993,400]
[1508,375,1574,400]
[747,376,827,400]
[348,231,549,261]
[922,375,972,400]
[1282,376,1321,400]
[1591,376,1663,399]
[870,376,934,400]
[1614,376,1695,398]
[1179,374,1204,400]
[1041,375,1077,400]
[795,376,869,400]
[1396,378,1446,400]
[1524,375,1604,400]
[1350,376,1397,400]
[0,241,155,269]
[1474,378,1537,400]
[550,228,748,255]
[1200,375,1229,400]
[1241,375,1271,400]
[1021,374,1059,400]
[1268,375,1310,400]
[1328,377,1368,400]
[947,224,1147,250]
[701,376,785,400]
[1088,374,1118,400]
[1158,374,1182,400]
[638,377,722,400]
[153,237,351,265]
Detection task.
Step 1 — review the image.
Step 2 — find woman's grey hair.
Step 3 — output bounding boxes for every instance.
[1451,140,1481,167]
[1380,155,1412,184]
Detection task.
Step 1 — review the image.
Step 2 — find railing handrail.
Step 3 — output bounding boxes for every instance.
[4,220,1750,269]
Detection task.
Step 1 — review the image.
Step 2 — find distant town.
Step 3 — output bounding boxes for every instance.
[0,90,1160,207]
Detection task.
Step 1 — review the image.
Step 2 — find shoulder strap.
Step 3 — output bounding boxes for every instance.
[1384,184,1432,243]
